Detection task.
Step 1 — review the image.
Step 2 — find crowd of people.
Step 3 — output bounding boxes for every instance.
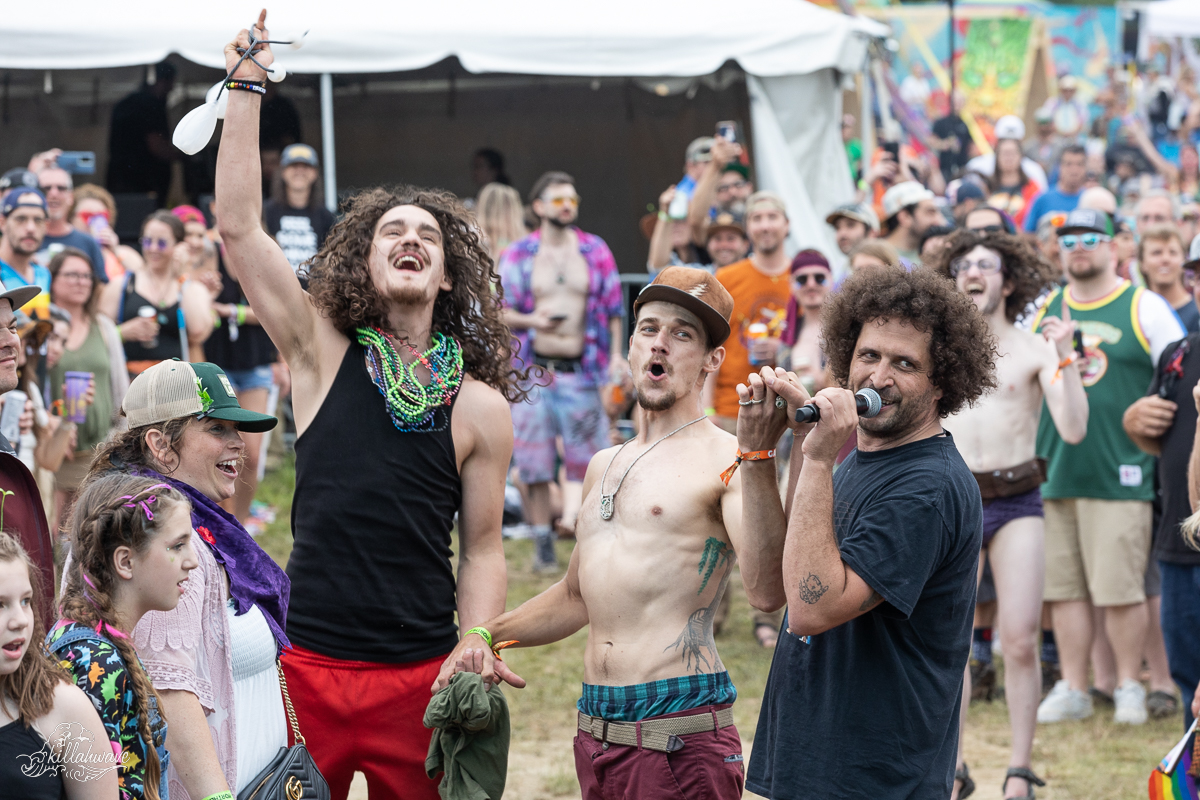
[3,10,1200,800]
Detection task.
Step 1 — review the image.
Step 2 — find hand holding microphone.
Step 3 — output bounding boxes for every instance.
[795,388,883,424]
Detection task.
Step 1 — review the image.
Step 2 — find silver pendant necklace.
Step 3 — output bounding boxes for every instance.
[598,415,706,520]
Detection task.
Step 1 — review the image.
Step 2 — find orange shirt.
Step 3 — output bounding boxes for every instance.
[713,258,791,418]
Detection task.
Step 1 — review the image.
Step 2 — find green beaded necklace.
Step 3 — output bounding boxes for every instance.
[356,326,465,432]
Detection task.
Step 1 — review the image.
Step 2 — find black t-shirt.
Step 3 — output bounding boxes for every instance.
[1147,335,1200,565]
[38,229,108,283]
[1175,299,1200,335]
[747,433,981,800]
[106,89,170,197]
[203,251,278,371]
[263,199,335,275]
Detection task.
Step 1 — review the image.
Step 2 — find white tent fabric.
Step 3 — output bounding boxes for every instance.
[1,0,885,256]
[1144,0,1200,39]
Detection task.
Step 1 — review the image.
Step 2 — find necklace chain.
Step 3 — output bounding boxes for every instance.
[598,415,706,521]
[356,326,464,432]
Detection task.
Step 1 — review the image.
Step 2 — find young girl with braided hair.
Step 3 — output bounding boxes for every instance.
[0,530,117,799]
[49,473,197,800]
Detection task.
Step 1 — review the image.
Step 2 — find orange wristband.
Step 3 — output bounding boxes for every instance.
[1052,352,1079,383]
[720,448,776,485]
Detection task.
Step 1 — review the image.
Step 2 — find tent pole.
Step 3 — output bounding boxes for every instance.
[320,72,337,212]
[861,67,874,181]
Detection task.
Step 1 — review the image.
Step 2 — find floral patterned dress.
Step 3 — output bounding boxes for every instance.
[47,620,166,800]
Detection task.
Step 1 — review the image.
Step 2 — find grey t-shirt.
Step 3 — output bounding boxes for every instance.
[38,229,108,283]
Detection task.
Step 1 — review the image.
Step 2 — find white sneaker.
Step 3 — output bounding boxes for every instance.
[1113,679,1148,725]
[1037,680,1094,723]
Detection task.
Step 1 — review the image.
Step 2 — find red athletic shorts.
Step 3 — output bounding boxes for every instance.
[574,704,745,800]
[281,644,446,800]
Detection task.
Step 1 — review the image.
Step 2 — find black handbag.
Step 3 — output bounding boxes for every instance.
[237,664,330,800]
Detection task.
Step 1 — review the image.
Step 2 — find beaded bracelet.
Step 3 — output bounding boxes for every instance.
[225,79,266,95]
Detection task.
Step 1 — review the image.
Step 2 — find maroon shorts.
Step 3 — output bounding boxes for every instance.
[574,704,744,800]
[281,644,445,800]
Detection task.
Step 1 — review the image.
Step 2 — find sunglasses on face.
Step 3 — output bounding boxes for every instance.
[1058,233,1111,252]
[140,237,172,251]
[39,184,70,194]
[546,196,579,209]
[717,180,747,193]
[793,273,828,286]
[949,256,1003,277]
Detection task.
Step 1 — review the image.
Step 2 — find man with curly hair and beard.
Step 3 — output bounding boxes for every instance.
[747,265,998,800]
[213,14,518,799]
[932,230,1089,800]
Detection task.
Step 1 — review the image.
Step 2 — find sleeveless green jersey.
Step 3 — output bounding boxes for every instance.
[1034,281,1156,501]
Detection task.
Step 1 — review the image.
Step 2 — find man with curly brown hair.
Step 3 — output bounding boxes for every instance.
[933,230,1089,800]
[747,265,997,800]
[212,13,518,800]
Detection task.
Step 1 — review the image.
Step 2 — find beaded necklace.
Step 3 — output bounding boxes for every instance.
[356,326,464,432]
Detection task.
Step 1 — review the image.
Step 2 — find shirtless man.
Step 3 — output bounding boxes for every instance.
[499,171,626,564]
[782,250,833,394]
[434,266,795,799]
[932,230,1088,799]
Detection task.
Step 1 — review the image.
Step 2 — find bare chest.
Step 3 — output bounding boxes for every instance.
[531,246,590,298]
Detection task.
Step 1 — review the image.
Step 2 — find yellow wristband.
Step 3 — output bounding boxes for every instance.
[201,793,234,800]
[464,626,492,649]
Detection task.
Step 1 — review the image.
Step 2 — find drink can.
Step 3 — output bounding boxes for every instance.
[64,371,92,424]
[0,389,27,449]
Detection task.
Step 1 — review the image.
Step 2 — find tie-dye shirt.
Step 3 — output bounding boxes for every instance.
[498,228,623,388]
[48,620,163,800]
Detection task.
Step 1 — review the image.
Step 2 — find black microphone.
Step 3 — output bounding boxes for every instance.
[794,388,883,424]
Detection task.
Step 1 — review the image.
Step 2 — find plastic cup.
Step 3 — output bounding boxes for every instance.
[63,371,92,424]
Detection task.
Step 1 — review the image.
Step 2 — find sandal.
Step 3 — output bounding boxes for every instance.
[954,763,975,800]
[1148,690,1179,719]
[1002,767,1045,799]
[755,623,778,648]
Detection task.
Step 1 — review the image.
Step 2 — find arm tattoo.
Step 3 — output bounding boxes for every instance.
[859,590,884,612]
[798,573,829,604]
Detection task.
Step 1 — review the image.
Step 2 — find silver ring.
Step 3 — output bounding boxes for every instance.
[775,396,786,409]
[738,398,765,406]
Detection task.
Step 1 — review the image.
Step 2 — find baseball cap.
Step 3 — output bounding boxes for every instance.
[993,115,1026,141]
[706,212,747,241]
[881,181,935,220]
[1034,107,1053,124]
[746,191,788,220]
[280,143,319,168]
[825,202,880,233]
[1,188,47,217]
[685,137,714,164]
[634,266,734,346]
[0,275,41,314]
[123,360,278,432]
[955,181,986,205]
[1059,75,1078,91]
[1056,208,1114,237]
[0,168,37,193]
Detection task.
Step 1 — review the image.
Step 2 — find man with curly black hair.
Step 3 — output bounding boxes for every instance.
[747,265,997,800]
[932,229,1089,800]
[213,13,519,799]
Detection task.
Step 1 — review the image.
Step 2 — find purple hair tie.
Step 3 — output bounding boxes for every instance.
[80,574,128,640]
[120,483,169,521]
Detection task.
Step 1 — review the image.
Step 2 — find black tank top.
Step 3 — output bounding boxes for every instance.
[287,342,462,663]
[0,718,66,799]
[118,274,185,365]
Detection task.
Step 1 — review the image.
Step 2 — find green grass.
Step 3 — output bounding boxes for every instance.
[257,457,1185,799]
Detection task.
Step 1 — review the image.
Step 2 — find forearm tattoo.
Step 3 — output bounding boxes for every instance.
[859,590,884,612]
[798,573,829,604]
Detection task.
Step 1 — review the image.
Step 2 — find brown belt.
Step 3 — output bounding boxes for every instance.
[577,706,735,753]
[973,457,1047,501]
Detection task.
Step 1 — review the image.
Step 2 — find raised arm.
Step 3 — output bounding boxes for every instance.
[687,137,741,246]
[649,186,679,272]
[1036,305,1088,445]
[722,367,803,612]
[214,11,320,369]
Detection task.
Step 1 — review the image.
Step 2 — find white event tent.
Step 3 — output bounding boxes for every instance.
[1143,0,1200,40]
[0,0,887,259]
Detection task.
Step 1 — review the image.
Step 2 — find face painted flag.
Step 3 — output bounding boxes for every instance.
[1149,719,1199,800]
